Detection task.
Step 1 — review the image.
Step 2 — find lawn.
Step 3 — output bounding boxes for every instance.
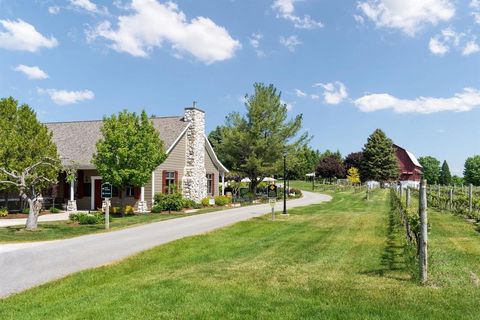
[1,183,479,319]
[0,208,221,243]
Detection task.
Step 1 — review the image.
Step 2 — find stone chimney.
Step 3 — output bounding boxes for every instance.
[183,102,207,202]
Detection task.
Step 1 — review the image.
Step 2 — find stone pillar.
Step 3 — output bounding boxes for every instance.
[222,172,225,196]
[137,186,148,213]
[182,103,208,203]
[67,181,77,212]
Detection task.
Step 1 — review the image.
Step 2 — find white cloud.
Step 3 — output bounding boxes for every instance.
[280,35,302,52]
[38,88,95,105]
[88,0,240,64]
[272,0,323,29]
[295,88,307,97]
[357,0,455,36]
[249,33,265,57]
[0,19,58,52]
[354,88,480,114]
[353,14,365,25]
[471,1,480,24]
[462,40,480,56]
[311,94,320,100]
[48,6,60,14]
[314,81,348,105]
[70,0,98,12]
[429,28,479,56]
[14,65,48,80]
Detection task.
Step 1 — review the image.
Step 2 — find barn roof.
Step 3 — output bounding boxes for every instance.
[46,117,189,169]
[394,144,422,168]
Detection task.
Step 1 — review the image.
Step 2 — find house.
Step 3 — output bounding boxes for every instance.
[46,103,228,211]
[394,144,422,187]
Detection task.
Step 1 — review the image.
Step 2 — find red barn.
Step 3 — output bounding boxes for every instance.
[394,144,423,182]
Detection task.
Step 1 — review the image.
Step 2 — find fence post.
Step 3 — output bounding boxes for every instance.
[399,185,403,202]
[406,188,411,208]
[419,179,428,284]
[448,189,453,210]
[469,183,473,215]
[366,185,370,200]
[312,177,315,191]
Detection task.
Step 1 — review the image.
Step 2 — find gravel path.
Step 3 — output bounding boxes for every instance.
[0,191,331,298]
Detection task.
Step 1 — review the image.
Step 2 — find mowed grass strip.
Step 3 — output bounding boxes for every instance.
[0,208,223,243]
[1,187,479,319]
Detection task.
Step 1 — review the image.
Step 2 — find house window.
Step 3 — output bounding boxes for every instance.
[126,186,134,197]
[206,174,213,195]
[165,171,176,194]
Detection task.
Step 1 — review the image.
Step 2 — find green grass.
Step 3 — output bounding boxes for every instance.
[1,183,479,319]
[0,208,221,243]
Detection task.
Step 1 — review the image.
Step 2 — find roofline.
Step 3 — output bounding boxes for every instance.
[166,123,190,154]
[204,134,229,173]
[44,116,183,125]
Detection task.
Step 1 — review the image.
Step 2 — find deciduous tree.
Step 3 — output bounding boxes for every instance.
[347,167,361,184]
[0,97,60,230]
[418,156,440,185]
[344,152,363,171]
[359,129,398,184]
[316,155,345,179]
[464,156,480,186]
[92,110,166,212]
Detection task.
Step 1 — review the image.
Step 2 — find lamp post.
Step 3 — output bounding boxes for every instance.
[283,151,287,215]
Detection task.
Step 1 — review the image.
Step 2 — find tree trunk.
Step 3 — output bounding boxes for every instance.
[25,195,43,231]
[119,187,125,217]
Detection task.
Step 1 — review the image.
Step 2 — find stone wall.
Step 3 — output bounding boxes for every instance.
[182,106,208,202]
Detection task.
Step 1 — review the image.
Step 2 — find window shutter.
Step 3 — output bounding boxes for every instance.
[174,171,179,192]
[134,187,141,200]
[211,173,215,196]
[77,170,84,199]
[162,171,167,194]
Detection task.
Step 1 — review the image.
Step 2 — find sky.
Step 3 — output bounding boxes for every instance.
[1,0,480,175]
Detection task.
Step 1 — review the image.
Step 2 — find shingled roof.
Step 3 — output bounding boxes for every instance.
[46,117,189,169]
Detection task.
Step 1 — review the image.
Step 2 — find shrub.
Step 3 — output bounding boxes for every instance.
[153,193,184,212]
[0,207,8,217]
[183,198,201,209]
[214,195,231,206]
[202,197,212,207]
[151,205,163,213]
[78,213,99,225]
[49,207,61,214]
[111,207,121,214]
[124,205,135,215]
[289,188,303,198]
[70,212,111,224]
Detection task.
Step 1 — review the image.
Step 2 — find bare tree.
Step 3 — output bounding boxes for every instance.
[0,158,58,230]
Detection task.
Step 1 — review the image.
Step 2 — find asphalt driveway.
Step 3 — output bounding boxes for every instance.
[0,191,331,298]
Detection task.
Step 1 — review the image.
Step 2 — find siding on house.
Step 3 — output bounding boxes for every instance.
[205,148,220,197]
[144,132,187,206]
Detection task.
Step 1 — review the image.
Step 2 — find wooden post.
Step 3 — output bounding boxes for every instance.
[399,185,403,202]
[469,183,473,215]
[406,188,411,208]
[449,188,453,211]
[419,179,428,284]
[366,185,370,201]
[105,198,110,230]
[312,177,315,191]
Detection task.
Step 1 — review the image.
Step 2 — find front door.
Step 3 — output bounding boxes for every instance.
[94,179,103,210]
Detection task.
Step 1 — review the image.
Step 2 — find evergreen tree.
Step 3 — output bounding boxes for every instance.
[359,129,398,184]
[418,156,440,184]
[439,160,452,185]
[219,83,308,193]
[93,110,166,212]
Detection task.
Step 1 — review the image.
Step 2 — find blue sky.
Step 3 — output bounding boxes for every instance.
[1,0,480,175]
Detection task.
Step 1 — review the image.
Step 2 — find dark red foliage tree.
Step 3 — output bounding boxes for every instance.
[316,155,345,179]
[344,152,363,171]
